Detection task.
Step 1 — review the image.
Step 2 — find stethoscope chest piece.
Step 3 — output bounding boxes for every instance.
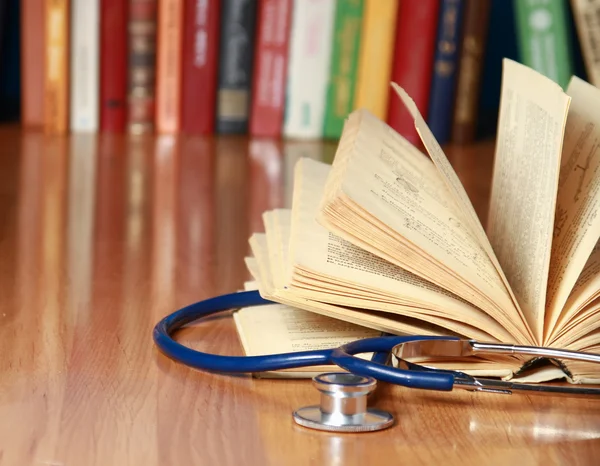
[292,372,394,433]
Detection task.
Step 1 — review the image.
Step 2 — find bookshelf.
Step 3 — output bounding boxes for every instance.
[1,0,597,145]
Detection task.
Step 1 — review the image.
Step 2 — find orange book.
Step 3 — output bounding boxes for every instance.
[21,0,45,128]
[354,0,399,120]
[155,0,184,133]
[44,0,70,134]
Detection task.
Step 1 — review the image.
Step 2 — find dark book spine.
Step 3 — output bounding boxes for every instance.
[100,0,128,132]
[181,0,221,134]
[387,0,439,145]
[216,0,258,134]
[451,0,491,144]
[127,0,157,134]
[426,0,465,145]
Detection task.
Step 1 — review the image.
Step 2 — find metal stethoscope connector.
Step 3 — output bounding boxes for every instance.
[293,372,394,432]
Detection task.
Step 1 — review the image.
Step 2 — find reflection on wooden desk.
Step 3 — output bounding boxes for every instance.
[0,126,599,465]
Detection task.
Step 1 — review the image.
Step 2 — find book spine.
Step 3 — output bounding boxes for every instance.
[323,0,363,140]
[181,0,221,134]
[249,0,292,138]
[70,0,100,132]
[216,0,258,134]
[451,0,491,144]
[156,0,184,133]
[44,0,70,134]
[21,0,45,128]
[570,0,600,88]
[353,0,399,121]
[387,0,439,145]
[127,0,158,134]
[513,0,574,89]
[426,0,465,145]
[283,0,336,139]
[100,0,128,132]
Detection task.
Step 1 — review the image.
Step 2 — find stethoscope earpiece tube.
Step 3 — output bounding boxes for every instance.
[153,290,334,373]
[153,290,459,391]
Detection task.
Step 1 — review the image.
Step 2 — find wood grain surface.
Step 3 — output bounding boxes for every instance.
[0,125,599,465]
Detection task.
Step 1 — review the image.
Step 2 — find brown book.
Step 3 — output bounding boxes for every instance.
[451,0,491,144]
[44,0,70,134]
[20,0,45,128]
[155,0,184,133]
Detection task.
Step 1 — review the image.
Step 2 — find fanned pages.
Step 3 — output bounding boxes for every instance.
[545,77,600,342]
[317,108,532,344]
[486,59,571,342]
[235,58,600,384]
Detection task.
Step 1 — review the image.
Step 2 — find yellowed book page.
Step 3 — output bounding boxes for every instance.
[263,209,290,290]
[290,157,513,342]
[556,241,600,336]
[390,59,570,343]
[233,281,379,378]
[391,82,523,313]
[246,237,466,338]
[484,59,571,343]
[320,109,530,342]
[545,77,600,341]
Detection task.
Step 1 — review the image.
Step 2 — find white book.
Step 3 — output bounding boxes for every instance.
[70,0,100,132]
[283,0,336,139]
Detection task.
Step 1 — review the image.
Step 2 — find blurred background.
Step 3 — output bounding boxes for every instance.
[0,0,597,146]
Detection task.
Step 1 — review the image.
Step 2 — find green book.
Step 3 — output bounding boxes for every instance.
[513,0,574,89]
[323,0,364,140]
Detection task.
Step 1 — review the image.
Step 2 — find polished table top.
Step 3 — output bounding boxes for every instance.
[0,125,599,465]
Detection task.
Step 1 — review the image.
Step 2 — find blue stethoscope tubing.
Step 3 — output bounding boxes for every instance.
[152,290,459,391]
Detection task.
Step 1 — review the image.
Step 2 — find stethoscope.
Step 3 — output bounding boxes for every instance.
[153,290,600,432]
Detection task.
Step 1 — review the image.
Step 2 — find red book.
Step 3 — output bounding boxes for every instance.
[180,0,220,134]
[100,0,128,132]
[249,0,292,137]
[386,0,439,145]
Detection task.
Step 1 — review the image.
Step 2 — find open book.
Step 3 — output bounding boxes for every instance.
[239,59,600,384]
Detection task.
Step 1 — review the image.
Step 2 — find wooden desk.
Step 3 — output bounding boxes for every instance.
[0,126,599,465]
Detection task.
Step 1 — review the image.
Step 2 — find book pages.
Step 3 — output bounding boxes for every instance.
[545,76,600,341]
[486,59,571,342]
[233,281,380,378]
[555,241,600,337]
[391,79,531,338]
[289,157,513,342]
[318,109,533,344]
[245,239,459,338]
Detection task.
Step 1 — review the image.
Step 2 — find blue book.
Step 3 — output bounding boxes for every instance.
[426,0,465,145]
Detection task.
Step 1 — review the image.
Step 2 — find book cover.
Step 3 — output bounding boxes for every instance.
[476,0,519,139]
[570,0,600,87]
[127,0,157,134]
[20,0,45,128]
[513,0,574,89]
[44,0,70,134]
[386,0,439,145]
[181,0,220,134]
[283,0,336,139]
[353,0,399,121]
[249,0,292,138]
[216,0,258,134]
[322,0,363,140]
[451,0,491,144]
[70,0,100,132]
[427,0,465,145]
[100,0,128,132]
[156,0,184,133]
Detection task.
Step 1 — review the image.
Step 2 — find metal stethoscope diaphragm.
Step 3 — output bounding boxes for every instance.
[293,372,394,432]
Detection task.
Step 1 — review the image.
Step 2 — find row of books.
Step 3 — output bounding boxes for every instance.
[17,0,600,144]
